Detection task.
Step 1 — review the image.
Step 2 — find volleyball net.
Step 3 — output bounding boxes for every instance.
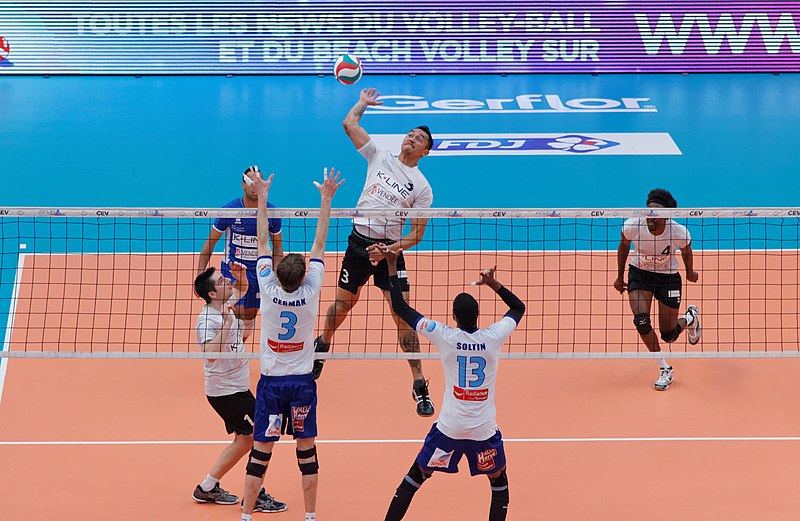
[0,207,798,359]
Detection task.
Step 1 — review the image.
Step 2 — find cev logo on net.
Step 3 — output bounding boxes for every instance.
[367,94,655,114]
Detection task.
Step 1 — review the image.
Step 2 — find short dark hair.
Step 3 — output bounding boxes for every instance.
[276,254,306,292]
[453,292,479,330]
[194,267,217,304]
[646,188,677,208]
[415,125,433,151]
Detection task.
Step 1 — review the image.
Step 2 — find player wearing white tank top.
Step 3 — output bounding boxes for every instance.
[382,247,525,521]
[241,166,344,521]
[614,189,702,391]
[315,87,437,419]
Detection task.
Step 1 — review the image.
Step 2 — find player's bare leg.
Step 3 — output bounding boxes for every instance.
[628,289,673,390]
[383,289,434,417]
[242,440,274,518]
[296,437,319,516]
[314,286,361,379]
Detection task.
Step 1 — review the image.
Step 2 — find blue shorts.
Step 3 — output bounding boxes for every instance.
[253,373,318,442]
[416,424,506,476]
[220,262,259,310]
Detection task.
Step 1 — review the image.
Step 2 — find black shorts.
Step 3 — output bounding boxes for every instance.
[627,265,682,309]
[338,228,410,294]
[207,390,256,436]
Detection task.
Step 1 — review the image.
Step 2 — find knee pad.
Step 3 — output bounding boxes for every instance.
[660,324,683,344]
[401,462,428,491]
[246,448,271,478]
[297,446,319,475]
[633,313,653,336]
[489,470,510,508]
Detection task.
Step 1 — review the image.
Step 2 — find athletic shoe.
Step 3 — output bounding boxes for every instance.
[685,305,702,345]
[192,483,239,505]
[412,379,435,417]
[653,366,674,391]
[312,335,330,380]
[254,488,287,513]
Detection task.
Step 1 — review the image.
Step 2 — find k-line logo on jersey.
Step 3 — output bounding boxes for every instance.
[367,94,656,114]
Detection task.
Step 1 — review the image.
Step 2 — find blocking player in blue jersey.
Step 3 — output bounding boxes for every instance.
[380,247,525,521]
[197,166,284,341]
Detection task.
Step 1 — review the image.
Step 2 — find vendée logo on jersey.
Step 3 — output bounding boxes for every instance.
[368,94,656,114]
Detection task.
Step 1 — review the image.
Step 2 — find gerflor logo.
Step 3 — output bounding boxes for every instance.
[368,94,655,114]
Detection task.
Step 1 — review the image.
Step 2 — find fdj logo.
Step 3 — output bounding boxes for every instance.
[434,135,619,154]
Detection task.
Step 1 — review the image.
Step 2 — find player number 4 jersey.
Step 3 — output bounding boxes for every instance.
[416,315,518,441]
[256,256,324,377]
[623,217,691,274]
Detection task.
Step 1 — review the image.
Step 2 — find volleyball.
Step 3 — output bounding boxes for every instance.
[0,37,9,61]
[333,54,362,85]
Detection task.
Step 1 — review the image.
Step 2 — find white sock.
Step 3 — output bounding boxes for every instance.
[200,474,219,492]
[305,513,316,521]
[657,358,670,370]
[684,312,695,326]
[242,514,253,521]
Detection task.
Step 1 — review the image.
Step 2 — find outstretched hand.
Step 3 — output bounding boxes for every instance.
[360,88,383,106]
[313,167,345,201]
[473,265,500,289]
[247,166,273,198]
[228,261,249,295]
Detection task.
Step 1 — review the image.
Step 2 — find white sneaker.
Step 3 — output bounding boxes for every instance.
[685,305,702,345]
[654,366,673,391]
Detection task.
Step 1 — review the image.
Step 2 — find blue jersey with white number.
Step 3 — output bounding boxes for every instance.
[213,198,282,268]
[255,255,324,377]
[414,316,518,441]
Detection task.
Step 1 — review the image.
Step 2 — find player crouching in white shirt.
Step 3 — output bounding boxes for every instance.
[380,247,525,521]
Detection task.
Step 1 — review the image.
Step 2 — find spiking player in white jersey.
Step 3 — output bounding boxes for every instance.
[240,166,344,521]
[381,247,525,521]
[314,87,436,418]
[614,188,702,391]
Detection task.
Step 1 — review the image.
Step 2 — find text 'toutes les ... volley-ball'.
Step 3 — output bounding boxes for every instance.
[0,37,9,61]
[333,54,362,85]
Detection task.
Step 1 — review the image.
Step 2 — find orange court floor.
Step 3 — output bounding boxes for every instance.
[2,356,800,521]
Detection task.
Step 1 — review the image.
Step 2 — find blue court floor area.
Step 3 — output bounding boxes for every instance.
[1,73,799,209]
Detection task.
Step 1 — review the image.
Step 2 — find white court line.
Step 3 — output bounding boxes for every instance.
[0,252,25,405]
[2,436,800,446]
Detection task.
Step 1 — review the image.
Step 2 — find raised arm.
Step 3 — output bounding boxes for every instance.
[310,167,345,260]
[614,232,632,293]
[474,266,526,324]
[681,241,699,283]
[382,247,424,328]
[248,166,274,258]
[342,88,383,150]
[199,305,236,355]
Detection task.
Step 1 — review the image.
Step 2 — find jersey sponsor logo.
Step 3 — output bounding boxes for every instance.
[291,405,311,432]
[377,171,413,197]
[266,414,283,437]
[369,184,401,205]
[258,262,271,277]
[267,338,304,353]
[233,248,258,261]
[476,448,498,472]
[420,320,436,333]
[453,386,489,401]
[427,447,455,469]
[368,94,656,114]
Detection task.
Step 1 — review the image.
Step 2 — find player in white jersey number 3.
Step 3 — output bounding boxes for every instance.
[313,87,437,418]
[240,166,344,521]
[614,188,702,391]
[381,247,525,521]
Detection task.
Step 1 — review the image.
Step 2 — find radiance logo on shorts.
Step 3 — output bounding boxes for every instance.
[427,447,455,469]
[476,448,498,472]
[371,133,681,156]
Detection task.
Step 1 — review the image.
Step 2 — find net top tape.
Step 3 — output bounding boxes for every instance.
[1,208,798,219]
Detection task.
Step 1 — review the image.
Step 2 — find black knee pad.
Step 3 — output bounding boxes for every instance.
[297,446,319,475]
[660,324,683,344]
[246,448,271,478]
[633,313,653,335]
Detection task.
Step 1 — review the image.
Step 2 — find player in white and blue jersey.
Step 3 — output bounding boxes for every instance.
[240,166,344,521]
[380,248,525,521]
[197,166,284,340]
